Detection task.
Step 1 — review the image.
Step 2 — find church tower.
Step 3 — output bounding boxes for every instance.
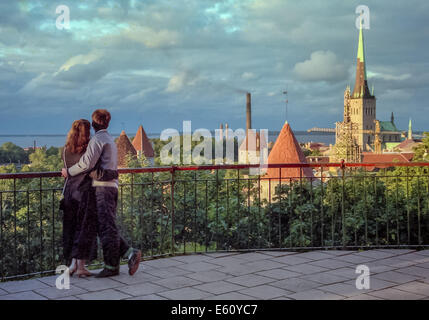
[348,22,376,151]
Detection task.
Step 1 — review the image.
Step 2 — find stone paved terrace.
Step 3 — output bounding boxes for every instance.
[2,249,429,300]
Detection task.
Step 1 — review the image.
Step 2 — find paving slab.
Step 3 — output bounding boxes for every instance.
[194,281,245,295]
[109,270,161,285]
[287,289,345,300]
[319,282,372,297]
[322,267,357,280]
[241,259,285,272]
[353,250,399,259]
[234,252,273,262]
[292,251,335,261]
[377,257,417,268]
[344,294,383,300]
[238,285,292,300]
[322,250,357,256]
[216,264,265,276]
[34,285,88,299]
[184,270,231,283]
[300,272,349,285]
[144,258,186,268]
[0,278,50,293]
[202,252,240,258]
[78,289,131,300]
[393,281,429,296]
[271,255,313,266]
[145,266,193,278]
[0,291,48,300]
[158,287,213,300]
[284,263,329,275]
[204,292,257,300]
[171,254,215,263]
[255,268,301,280]
[396,253,429,263]
[342,278,397,291]
[116,282,169,296]
[256,251,297,257]
[225,274,276,287]
[335,254,377,264]
[153,276,202,290]
[270,278,322,293]
[308,258,354,269]
[368,288,425,300]
[209,256,245,267]
[415,250,429,257]
[74,277,122,292]
[396,266,429,278]
[372,271,421,284]
[125,294,167,300]
[176,261,221,272]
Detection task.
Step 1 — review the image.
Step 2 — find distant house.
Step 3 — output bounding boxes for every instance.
[132,125,155,166]
[361,152,414,171]
[116,131,137,168]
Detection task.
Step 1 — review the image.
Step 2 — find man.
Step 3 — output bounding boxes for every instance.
[62,109,141,278]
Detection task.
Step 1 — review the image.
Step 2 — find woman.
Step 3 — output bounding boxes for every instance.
[61,119,98,277]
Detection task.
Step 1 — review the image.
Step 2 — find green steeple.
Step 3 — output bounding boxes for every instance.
[357,21,367,80]
[352,20,371,98]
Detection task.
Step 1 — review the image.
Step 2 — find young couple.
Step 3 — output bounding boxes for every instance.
[61,109,141,278]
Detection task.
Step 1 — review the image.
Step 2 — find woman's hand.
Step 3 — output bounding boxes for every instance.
[61,168,68,178]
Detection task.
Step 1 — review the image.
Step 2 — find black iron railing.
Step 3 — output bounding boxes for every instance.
[1,162,429,281]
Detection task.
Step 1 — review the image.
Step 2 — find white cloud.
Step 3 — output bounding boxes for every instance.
[166,71,198,92]
[58,51,103,72]
[293,50,347,82]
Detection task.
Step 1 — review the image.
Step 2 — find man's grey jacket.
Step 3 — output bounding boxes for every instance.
[68,129,118,188]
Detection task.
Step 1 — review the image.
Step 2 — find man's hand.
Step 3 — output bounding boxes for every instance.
[61,168,68,178]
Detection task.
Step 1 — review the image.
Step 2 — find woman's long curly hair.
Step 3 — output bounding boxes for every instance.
[65,119,91,154]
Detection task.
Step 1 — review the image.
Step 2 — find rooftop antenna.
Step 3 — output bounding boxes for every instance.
[283,90,288,122]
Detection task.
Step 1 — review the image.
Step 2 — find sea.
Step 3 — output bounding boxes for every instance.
[0,131,336,149]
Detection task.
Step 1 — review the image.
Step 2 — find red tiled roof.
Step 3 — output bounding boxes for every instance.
[132,125,154,158]
[264,122,313,180]
[361,152,413,171]
[116,130,137,168]
[395,139,421,152]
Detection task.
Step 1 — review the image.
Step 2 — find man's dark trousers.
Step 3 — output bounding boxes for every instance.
[95,186,130,269]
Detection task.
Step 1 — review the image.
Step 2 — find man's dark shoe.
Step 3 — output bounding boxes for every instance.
[128,249,141,276]
[95,268,119,278]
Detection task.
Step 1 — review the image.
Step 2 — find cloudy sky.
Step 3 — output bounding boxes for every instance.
[0,0,428,135]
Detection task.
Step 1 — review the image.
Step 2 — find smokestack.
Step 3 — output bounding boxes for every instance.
[219,123,223,141]
[225,123,229,140]
[246,92,251,135]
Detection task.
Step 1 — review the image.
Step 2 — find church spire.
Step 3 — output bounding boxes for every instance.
[352,21,372,98]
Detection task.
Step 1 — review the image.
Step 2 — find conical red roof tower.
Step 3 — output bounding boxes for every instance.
[132,125,154,158]
[264,121,313,180]
[116,130,137,168]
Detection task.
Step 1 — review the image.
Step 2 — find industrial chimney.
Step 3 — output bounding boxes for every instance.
[219,123,223,141]
[246,92,251,135]
[225,123,229,140]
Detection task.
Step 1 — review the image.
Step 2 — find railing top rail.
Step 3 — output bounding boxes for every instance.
[0,162,428,180]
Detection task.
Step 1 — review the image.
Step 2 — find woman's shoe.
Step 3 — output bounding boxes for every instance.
[69,259,77,277]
